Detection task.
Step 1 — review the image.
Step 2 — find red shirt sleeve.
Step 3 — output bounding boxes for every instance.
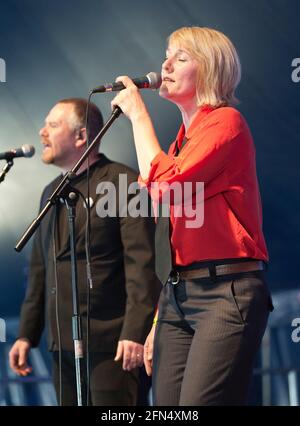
[140,108,247,202]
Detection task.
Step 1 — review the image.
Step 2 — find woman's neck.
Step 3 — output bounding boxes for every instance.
[179,103,200,132]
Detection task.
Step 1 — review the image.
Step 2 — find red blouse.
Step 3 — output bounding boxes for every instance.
[140,105,268,266]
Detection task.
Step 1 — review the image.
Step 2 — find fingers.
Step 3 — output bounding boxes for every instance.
[143,324,156,376]
[111,75,136,109]
[111,85,138,111]
[17,365,33,377]
[114,341,124,362]
[115,75,135,87]
[136,351,144,368]
[18,346,28,367]
[144,358,152,376]
[9,349,19,372]
[143,340,153,376]
[111,76,132,111]
[17,347,32,376]
[115,340,144,371]
[128,350,144,369]
[123,345,144,371]
[110,75,146,121]
[9,342,32,376]
[122,346,132,371]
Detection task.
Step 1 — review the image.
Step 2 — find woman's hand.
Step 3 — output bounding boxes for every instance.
[111,76,149,122]
[111,75,162,179]
[143,323,156,376]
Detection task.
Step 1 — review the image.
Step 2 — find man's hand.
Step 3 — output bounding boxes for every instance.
[143,324,156,376]
[114,339,144,371]
[9,338,33,376]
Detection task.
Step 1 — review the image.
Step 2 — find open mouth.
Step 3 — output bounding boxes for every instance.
[163,77,175,82]
[42,142,51,149]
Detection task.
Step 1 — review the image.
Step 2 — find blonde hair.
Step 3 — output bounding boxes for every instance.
[168,27,241,107]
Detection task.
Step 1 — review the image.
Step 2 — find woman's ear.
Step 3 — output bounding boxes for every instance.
[75,127,87,148]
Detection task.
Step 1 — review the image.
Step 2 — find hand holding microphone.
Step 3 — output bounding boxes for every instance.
[110,75,152,121]
[109,75,162,173]
[92,72,162,121]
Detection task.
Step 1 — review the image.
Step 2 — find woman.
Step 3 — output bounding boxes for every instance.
[111,26,273,406]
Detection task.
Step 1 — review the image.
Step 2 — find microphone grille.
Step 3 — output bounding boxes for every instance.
[22,144,35,158]
[146,72,162,90]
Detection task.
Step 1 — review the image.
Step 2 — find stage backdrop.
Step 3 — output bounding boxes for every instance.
[0,0,299,317]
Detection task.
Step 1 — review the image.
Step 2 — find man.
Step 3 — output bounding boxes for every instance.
[9,98,160,406]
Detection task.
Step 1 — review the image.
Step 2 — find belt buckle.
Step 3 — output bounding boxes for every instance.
[169,271,180,285]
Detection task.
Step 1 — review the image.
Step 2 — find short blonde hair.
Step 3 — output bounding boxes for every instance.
[168,27,241,107]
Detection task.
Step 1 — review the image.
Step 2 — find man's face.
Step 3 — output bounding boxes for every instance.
[39,103,79,169]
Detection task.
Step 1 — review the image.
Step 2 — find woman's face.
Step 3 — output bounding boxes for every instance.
[159,43,199,107]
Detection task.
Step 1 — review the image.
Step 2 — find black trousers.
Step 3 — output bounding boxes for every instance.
[152,270,273,406]
[52,351,139,406]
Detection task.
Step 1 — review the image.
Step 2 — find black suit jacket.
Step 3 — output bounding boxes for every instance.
[18,155,161,352]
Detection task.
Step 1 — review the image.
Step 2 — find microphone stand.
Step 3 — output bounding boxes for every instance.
[15,106,122,406]
[0,159,14,184]
[63,188,85,406]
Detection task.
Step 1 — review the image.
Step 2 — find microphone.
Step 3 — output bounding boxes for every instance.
[0,144,35,161]
[92,72,162,93]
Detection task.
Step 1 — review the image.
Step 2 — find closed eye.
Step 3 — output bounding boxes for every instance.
[49,122,59,128]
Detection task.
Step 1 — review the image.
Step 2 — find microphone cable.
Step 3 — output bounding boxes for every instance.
[77,187,92,406]
[52,204,63,406]
[83,91,94,406]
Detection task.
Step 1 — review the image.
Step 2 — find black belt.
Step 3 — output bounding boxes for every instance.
[168,260,265,285]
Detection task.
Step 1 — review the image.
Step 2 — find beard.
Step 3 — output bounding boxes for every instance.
[41,148,54,164]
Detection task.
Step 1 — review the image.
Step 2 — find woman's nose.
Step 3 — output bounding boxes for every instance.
[162,57,173,72]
